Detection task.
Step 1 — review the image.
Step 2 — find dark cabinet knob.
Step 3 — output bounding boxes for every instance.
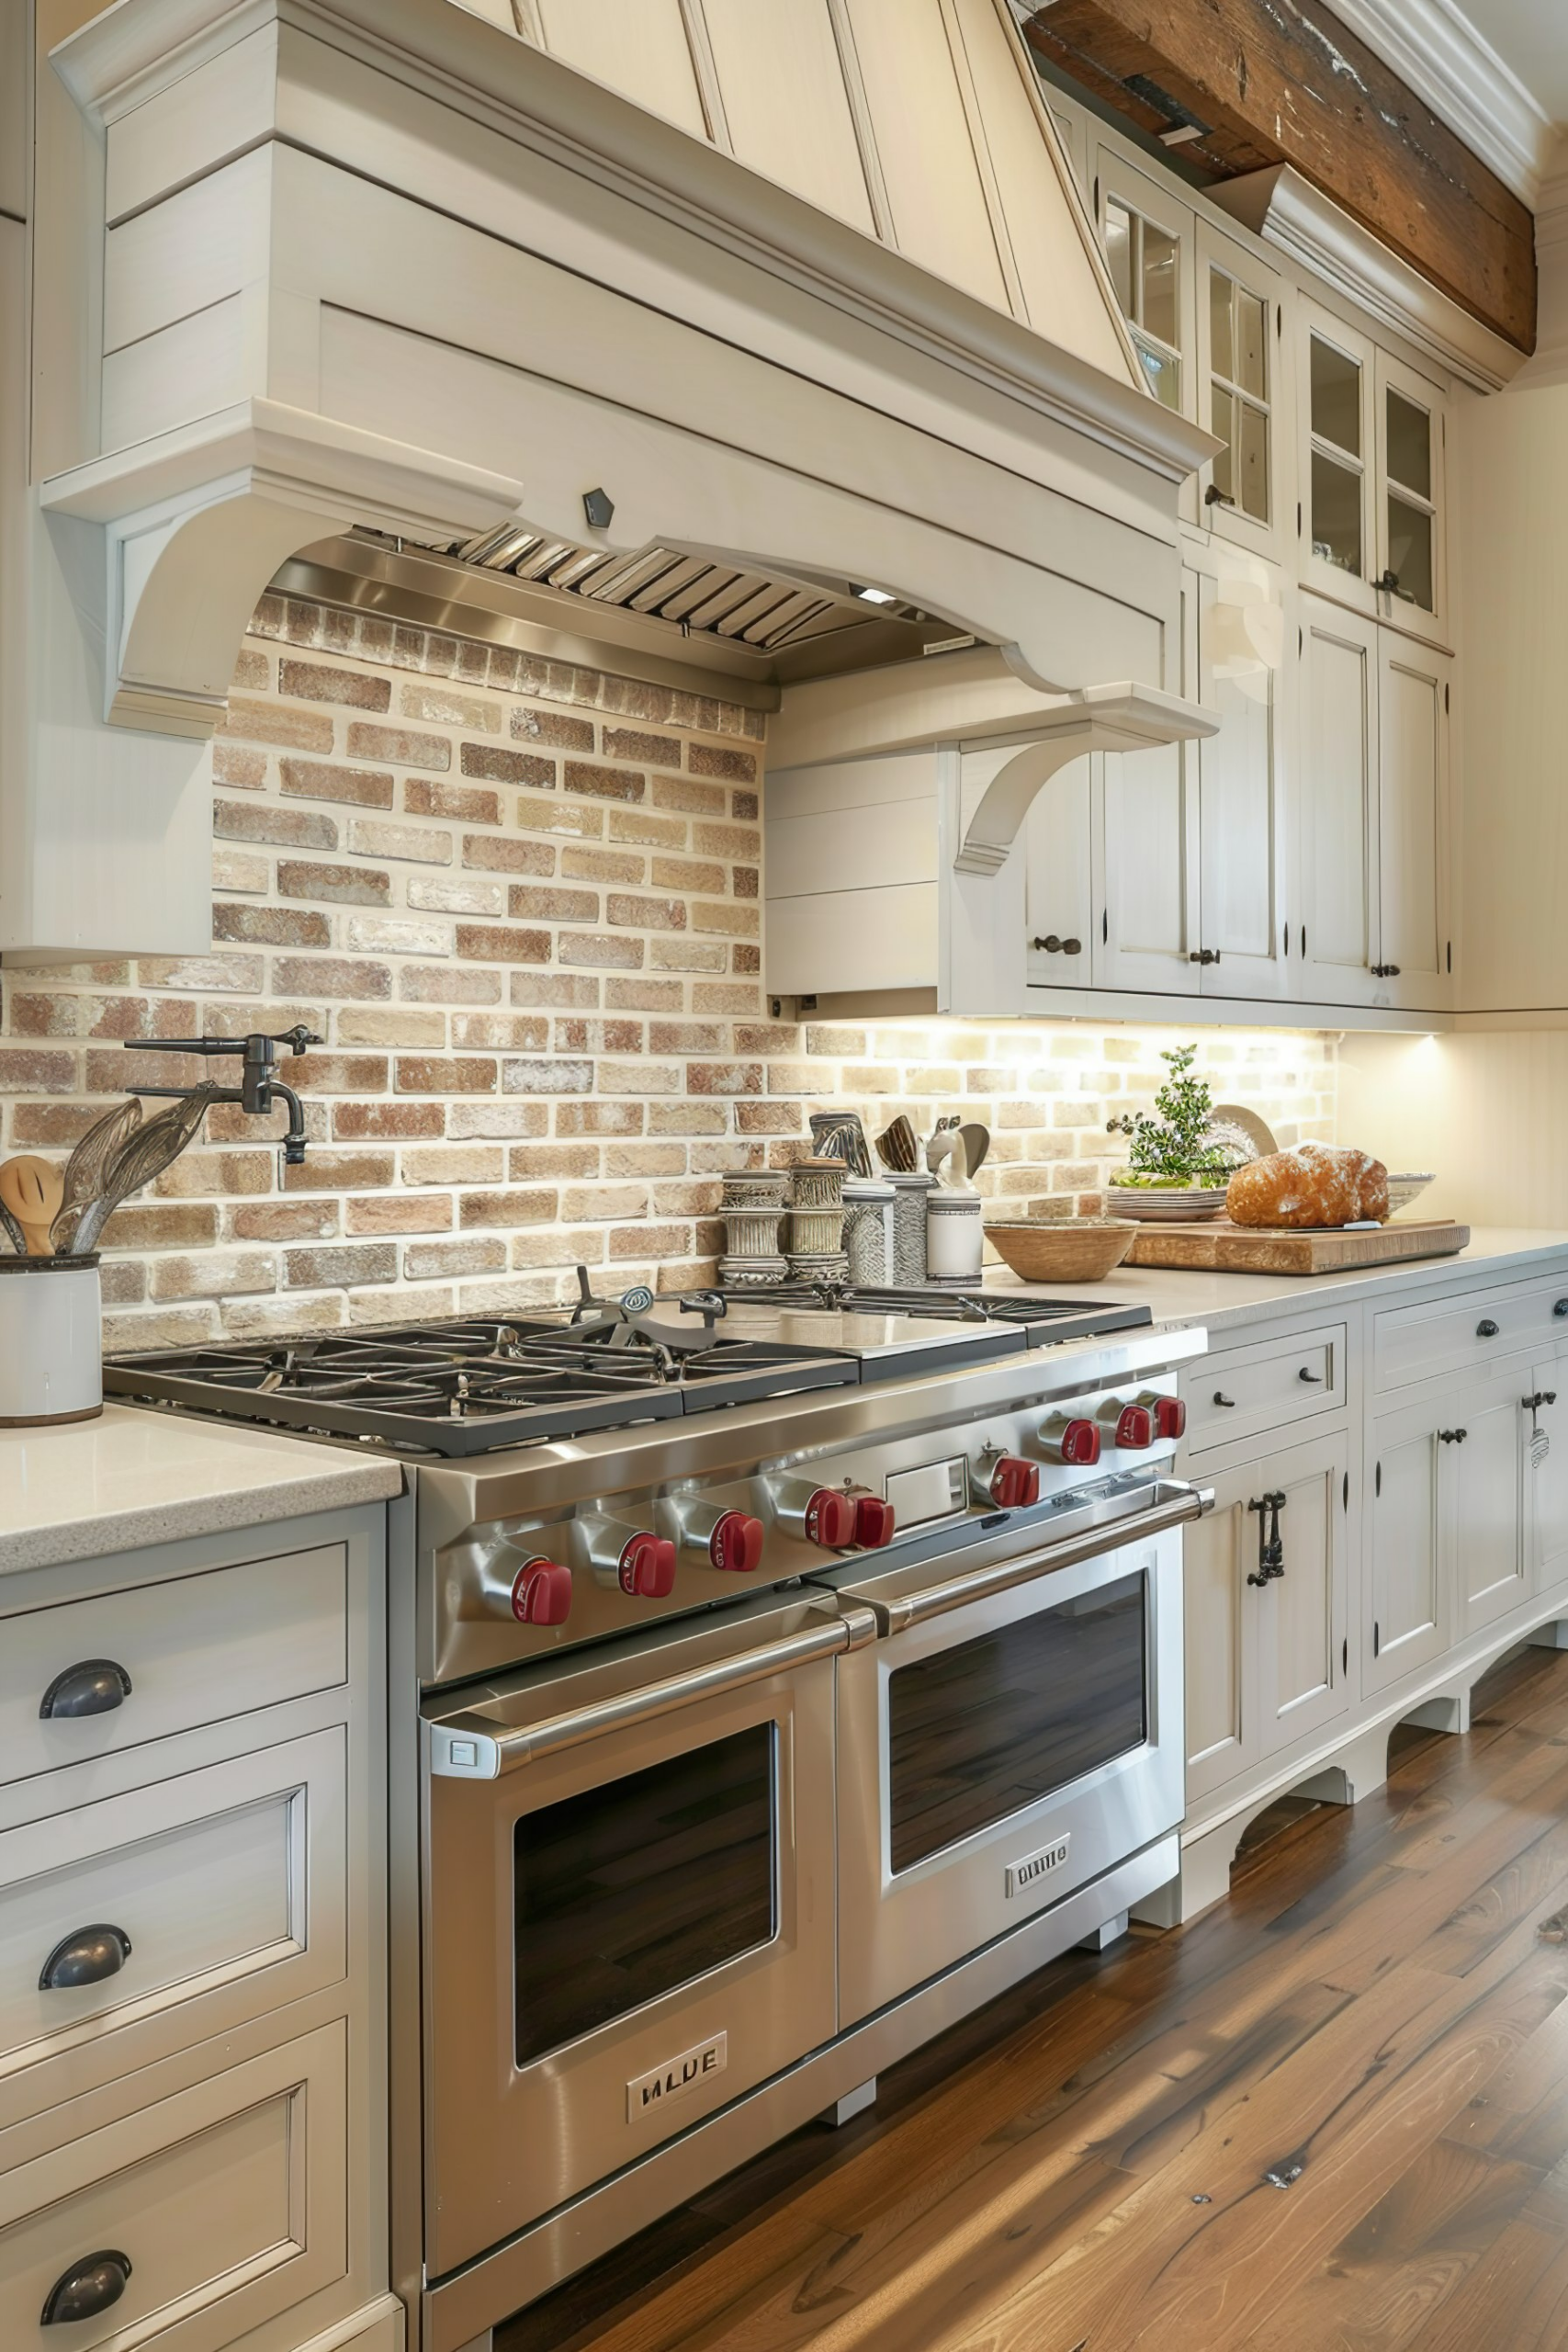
[1438,1428,1468,1443]
[39,1924,132,1991]
[39,1660,131,1720]
[1205,482,1235,507]
[41,2252,132,2326]
[1476,1319,1500,1340]
[1188,949,1221,966]
[1555,1300,1568,1318]
[1062,937,1082,956]
[1213,1391,1236,1408]
[1298,1366,1324,1384]
[1031,935,1083,956]
[1371,963,1403,978]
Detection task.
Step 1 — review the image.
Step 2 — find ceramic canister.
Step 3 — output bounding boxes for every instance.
[926,1192,985,1285]
[888,1171,935,1285]
[0,1257,104,1426]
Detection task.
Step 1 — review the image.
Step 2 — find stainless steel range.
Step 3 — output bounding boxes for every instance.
[107,1280,1211,2352]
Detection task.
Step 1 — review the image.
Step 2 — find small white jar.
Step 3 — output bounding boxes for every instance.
[0,1258,104,1426]
[925,1192,984,1285]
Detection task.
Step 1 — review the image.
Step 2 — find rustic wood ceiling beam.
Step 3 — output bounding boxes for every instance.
[1021,0,1537,353]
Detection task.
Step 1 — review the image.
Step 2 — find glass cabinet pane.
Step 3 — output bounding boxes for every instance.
[1386,388,1431,498]
[1311,336,1361,455]
[513,1724,776,2064]
[1311,450,1363,576]
[1141,221,1179,348]
[1105,192,1182,413]
[886,1571,1148,1874]
[1387,494,1435,611]
[1137,340,1180,409]
[1105,198,1134,316]
[1208,267,1270,525]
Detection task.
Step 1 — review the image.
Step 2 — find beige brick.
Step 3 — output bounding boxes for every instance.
[607,806,685,850]
[225,1199,340,1242]
[136,953,265,993]
[463,834,557,874]
[400,683,501,731]
[606,892,684,931]
[651,857,726,894]
[502,1055,593,1094]
[457,1188,559,1228]
[456,922,550,966]
[154,1148,275,1197]
[565,760,644,803]
[690,899,760,937]
[277,859,389,907]
[99,1203,218,1250]
[395,1054,497,1093]
[607,1142,686,1176]
[280,659,389,712]
[284,1242,398,1287]
[344,915,452,957]
[281,1148,396,1192]
[334,1101,446,1139]
[220,697,333,752]
[213,904,331,948]
[516,794,600,838]
[693,821,762,859]
[290,1051,389,1092]
[451,1014,549,1051]
[403,1144,505,1184]
[510,973,601,1009]
[649,1020,725,1053]
[410,878,506,917]
[554,1018,641,1054]
[346,819,453,865]
[404,1237,508,1279]
[556,1100,645,1137]
[280,758,393,809]
[607,978,683,1012]
[507,1142,601,1180]
[652,775,726,815]
[213,743,267,789]
[603,726,681,769]
[346,1193,453,1235]
[598,1057,681,1094]
[400,964,502,1005]
[609,1221,688,1260]
[558,932,643,969]
[694,983,763,1014]
[688,741,758,782]
[650,938,727,973]
[405,777,501,824]
[562,845,645,885]
[151,1249,276,1301]
[272,956,390,1001]
[447,1102,549,1140]
[213,847,269,894]
[462,743,556,788]
[508,885,599,923]
[216,797,337,851]
[561,1182,648,1221]
[508,1227,608,1269]
[337,1009,446,1048]
[347,722,451,770]
[512,705,594,751]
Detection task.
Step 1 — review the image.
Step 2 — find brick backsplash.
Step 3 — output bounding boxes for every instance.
[0,594,1337,1347]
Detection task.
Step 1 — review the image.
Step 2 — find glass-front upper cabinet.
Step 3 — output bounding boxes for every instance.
[1299,300,1448,643]
[1094,151,1198,487]
[1196,222,1286,560]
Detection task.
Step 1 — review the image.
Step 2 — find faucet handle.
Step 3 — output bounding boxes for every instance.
[269,1026,322,1057]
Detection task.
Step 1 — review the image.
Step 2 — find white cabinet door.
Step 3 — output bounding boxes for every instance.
[1299,300,1379,618]
[1529,1363,1568,1594]
[1097,578,1201,995]
[1368,1401,1447,1692]
[1197,221,1287,564]
[1296,594,1381,1008]
[1021,750,1095,992]
[1374,348,1449,650]
[1258,1431,1351,1758]
[1450,1374,1528,1640]
[1377,633,1452,1012]
[1095,146,1196,519]
[1195,568,1287,998]
[1183,1462,1261,1805]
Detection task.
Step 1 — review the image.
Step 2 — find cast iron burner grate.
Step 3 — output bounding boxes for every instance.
[725,1282,1154,1339]
[104,1314,861,1457]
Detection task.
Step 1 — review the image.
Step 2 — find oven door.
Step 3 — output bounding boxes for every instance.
[421,1592,863,2277]
[833,1477,1204,2027]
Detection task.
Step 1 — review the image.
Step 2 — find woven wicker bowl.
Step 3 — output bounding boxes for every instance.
[983,1218,1138,1283]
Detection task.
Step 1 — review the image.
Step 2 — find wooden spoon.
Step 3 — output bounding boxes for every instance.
[0,1156,66,1257]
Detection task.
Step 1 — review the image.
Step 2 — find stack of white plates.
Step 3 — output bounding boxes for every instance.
[1106,1184,1229,1223]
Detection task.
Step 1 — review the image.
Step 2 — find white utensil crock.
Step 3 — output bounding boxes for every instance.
[0,1258,103,1426]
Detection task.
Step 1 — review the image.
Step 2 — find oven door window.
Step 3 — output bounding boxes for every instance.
[514,1722,777,2066]
[887,1570,1148,1874]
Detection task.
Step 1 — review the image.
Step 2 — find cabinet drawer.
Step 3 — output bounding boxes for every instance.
[0,1730,345,2122]
[0,1544,347,1790]
[1182,1325,1347,1453]
[0,2021,346,2350]
[1373,1278,1568,1394]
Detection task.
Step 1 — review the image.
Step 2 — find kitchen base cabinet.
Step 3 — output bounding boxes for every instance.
[0,1504,391,2352]
[1157,1247,1568,1929]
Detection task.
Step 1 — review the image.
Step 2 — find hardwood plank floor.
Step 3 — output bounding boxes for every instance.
[500,1645,1568,2352]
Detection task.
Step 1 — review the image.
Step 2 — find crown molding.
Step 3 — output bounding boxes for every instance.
[1324,0,1556,208]
[1212,164,1526,392]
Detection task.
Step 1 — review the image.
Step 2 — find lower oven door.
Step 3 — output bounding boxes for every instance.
[833,1480,1201,2027]
[421,1593,857,2278]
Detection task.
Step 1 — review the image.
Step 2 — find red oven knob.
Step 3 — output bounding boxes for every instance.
[510,1558,573,1625]
[1136,1391,1186,1441]
[709,1510,765,1574]
[988,1455,1041,1509]
[852,1495,897,1548]
[1040,1412,1100,1466]
[617,1532,677,1598]
[804,1487,857,1548]
[1099,1400,1155,1451]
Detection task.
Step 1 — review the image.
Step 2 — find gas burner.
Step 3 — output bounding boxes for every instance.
[105,1289,861,1457]
[723,1280,1154,1340]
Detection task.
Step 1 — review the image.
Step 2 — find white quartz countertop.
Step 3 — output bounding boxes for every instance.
[0,1405,404,1577]
[984,1227,1568,1342]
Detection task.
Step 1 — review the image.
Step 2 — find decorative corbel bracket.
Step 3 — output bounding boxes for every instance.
[953,681,1221,875]
[39,399,527,738]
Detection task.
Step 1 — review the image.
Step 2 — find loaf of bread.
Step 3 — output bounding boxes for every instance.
[1226,1144,1389,1229]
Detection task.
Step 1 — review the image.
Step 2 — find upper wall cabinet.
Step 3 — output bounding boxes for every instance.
[1299,301,1450,649]
[1196,224,1288,566]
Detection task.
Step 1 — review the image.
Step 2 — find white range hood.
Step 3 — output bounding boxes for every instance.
[4,0,1217,958]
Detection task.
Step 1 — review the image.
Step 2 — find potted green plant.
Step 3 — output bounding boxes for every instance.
[1106,1046,1243,1220]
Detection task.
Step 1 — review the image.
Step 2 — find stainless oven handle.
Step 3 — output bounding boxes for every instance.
[859,1479,1213,1634]
[427,1605,868,1780]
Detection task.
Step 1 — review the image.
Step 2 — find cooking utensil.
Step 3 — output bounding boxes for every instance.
[958,1121,990,1178]
[875,1114,919,1172]
[808,1112,871,1179]
[73,1086,220,1255]
[51,1098,143,1253]
[0,1157,66,1256]
[0,1202,27,1255]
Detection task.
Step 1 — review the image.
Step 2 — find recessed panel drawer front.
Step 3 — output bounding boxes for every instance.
[0,2021,346,2351]
[1374,1278,1568,1395]
[0,1545,348,1790]
[0,1730,345,2120]
[1182,1325,1347,1453]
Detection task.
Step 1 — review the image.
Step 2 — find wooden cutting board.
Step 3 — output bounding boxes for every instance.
[1127,1218,1471,1275]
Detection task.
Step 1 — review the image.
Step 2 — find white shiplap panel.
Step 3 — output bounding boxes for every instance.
[947,0,1136,382]
[534,0,709,139]
[839,0,1009,311]
[765,880,939,995]
[702,0,875,233]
